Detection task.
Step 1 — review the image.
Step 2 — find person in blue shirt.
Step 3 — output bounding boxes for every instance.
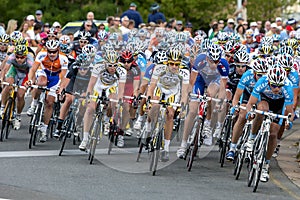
[246,65,294,182]
[147,3,166,24]
[121,3,143,29]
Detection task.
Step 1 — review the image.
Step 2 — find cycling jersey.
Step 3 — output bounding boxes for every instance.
[152,64,190,96]
[6,53,34,74]
[237,69,258,94]
[0,51,7,62]
[226,69,244,96]
[287,68,299,89]
[252,76,293,104]
[123,64,141,97]
[35,51,68,75]
[143,63,155,82]
[192,54,229,84]
[66,62,91,93]
[92,63,127,92]
[136,53,147,73]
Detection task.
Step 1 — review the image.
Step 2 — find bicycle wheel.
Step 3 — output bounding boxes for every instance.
[108,122,115,155]
[90,119,101,164]
[253,134,267,192]
[33,103,43,146]
[186,119,199,170]
[151,130,162,176]
[220,117,232,167]
[59,115,72,156]
[1,98,13,141]
[247,134,261,187]
[136,125,146,162]
[176,119,184,142]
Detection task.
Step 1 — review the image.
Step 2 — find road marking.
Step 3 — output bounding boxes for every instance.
[0,146,218,158]
[270,173,300,200]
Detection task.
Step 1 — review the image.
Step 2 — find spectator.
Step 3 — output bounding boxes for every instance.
[107,16,115,28]
[31,23,42,47]
[185,22,193,36]
[26,15,35,40]
[157,19,165,28]
[128,20,135,30]
[35,10,44,26]
[120,2,143,28]
[97,23,106,32]
[218,20,224,31]
[209,23,219,39]
[168,18,177,29]
[109,17,122,34]
[80,12,97,37]
[275,17,282,27]
[287,18,297,30]
[236,24,246,42]
[264,21,271,33]
[223,18,235,33]
[257,21,262,31]
[81,20,95,37]
[67,32,74,42]
[249,22,259,35]
[19,21,31,42]
[148,3,166,24]
[236,17,244,25]
[281,25,294,41]
[52,21,62,36]
[176,20,184,32]
[0,24,5,36]
[208,20,218,37]
[266,23,277,37]
[6,19,18,35]
[120,16,130,35]
[234,0,247,22]
[242,21,248,30]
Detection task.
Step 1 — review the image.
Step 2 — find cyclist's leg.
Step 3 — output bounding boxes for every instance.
[134,80,148,129]
[1,66,16,112]
[27,70,45,115]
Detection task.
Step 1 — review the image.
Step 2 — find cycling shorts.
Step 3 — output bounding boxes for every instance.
[154,86,180,108]
[91,86,117,102]
[5,66,28,86]
[36,69,60,97]
[260,94,285,124]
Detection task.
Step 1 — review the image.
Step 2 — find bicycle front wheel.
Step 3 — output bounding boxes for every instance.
[1,98,13,141]
[187,119,201,171]
[220,117,232,167]
[150,130,163,176]
[59,115,72,156]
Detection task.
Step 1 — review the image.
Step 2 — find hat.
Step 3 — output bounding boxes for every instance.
[26,15,35,21]
[35,10,43,15]
[52,21,61,28]
[275,17,282,22]
[176,20,183,25]
[236,17,244,21]
[130,2,137,7]
[186,22,193,28]
[287,18,297,25]
[271,23,277,28]
[227,18,235,24]
[44,22,50,27]
[250,22,257,27]
[150,3,160,11]
[286,25,294,31]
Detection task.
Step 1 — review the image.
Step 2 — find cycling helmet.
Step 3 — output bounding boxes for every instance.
[101,43,114,52]
[261,37,273,46]
[194,30,207,39]
[76,53,90,65]
[104,50,119,64]
[78,31,91,40]
[223,40,235,53]
[276,53,294,71]
[133,41,147,55]
[14,45,28,56]
[207,43,222,61]
[59,35,71,44]
[157,41,169,51]
[217,32,228,44]
[108,32,119,41]
[154,27,165,37]
[280,39,288,47]
[265,56,277,68]
[180,56,190,68]
[15,38,28,47]
[82,44,97,57]
[200,38,211,53]
[176,32,187,43]
[279,46,294,56]
[47,28,58,36]
[229,33,240,42]
[120,50,134,63]
[97,30,109,41]
[45,40,60,50]
[168,47,182,61]
[272,34,281,42]
[154,50,168,64]
[194,35,203,43]
[234,50,249,63]
[259,44,273,55]
[10,31,22,42]
[60,43,72,54]
[1,34,11,43]
[296,46,300,57]
[245,29,254,37]
[137,29,148,38]
[267,65,287,85]
[287,38,298,49]
[250,58,267,73]
[128,28,138,38]
[295,32,300,41]
[111,40,124,51]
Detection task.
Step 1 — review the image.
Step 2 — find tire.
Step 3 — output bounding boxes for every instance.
[151,130,162,176]
[220,117,232,167]
[253,134,267,192]
[234,148,246,180]
[89,138,97,164]
[136,125,147,162]
[187,120,201,171]
[59,115,72,156]
[1,98,13,141]
[176,119,184,142]
[32,103,43,146]
[89,119,101,163]
[248,134,261,187]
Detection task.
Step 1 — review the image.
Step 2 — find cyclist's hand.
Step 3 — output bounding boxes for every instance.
[230,107,237,115]
[246,111,255,121]
[285,121,293,130]
[25,80,33,87]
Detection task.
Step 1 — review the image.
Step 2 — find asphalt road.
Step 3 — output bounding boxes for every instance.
[0,110,299,200]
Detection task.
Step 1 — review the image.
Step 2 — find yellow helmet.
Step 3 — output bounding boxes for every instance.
[14,45,28,56]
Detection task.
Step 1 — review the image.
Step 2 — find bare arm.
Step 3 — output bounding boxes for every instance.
[28,62,40,82]
[117,82,125,100]
[232,88,243,106]
[86,76,97,95]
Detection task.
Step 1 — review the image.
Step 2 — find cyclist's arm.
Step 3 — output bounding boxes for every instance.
[232,88,243,106]
[189,70,198,91]
[118,81,125,100]
[0,63,10,81]
[181,83,189,105]
[146,78,158,99]
[293,88,298,110]
[28,61,40,82]
[86,76,97,95]
[246,95,258,112]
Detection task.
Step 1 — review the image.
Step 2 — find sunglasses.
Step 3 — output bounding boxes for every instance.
[259,54,271,58]
[168,61,181,66]
[225,54,232,58]
[270,83,284,88]
[86,24,92,27]
[99,27,105,30]
[107,64,118,68]
[47,50,58,54]
[235,64,248,68]
[255,72,265,77]
[79,40,88,44]
[0,42,9,46]
[208,58,220,64]
[16,55,26,59]
[48,34,56,38]
[283,67,291,72]
[79,68,89,71]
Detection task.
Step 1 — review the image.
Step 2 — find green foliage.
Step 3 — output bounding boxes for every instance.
[0,0,297,31]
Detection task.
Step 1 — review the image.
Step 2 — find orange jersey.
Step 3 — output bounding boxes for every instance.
[34,51,68,72]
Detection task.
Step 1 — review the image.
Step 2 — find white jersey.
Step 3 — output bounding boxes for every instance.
[92,63,127,92]
[152,64,190,95]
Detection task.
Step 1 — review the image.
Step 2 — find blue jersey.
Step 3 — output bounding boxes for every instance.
[237,69,257,94]
[287,68,299,89]
[251,76,293,105]
[136,53,147,73]
[143,63,155,82]
[192,53,229,85]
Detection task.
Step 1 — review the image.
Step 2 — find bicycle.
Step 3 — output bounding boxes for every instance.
[184,93,221,171]
[28,85,56,149]
[148,94,181,176]
[233,105,253,180]
[0,81,26,141]
[48,96,61,138]
[58,91,85,156]
[247,108,291,192]
[87,90,118,164]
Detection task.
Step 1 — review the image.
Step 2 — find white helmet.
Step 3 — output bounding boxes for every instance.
[10,31,22,42]
[234,51,249,63]
[82,44,97,57]
[276,54,294,71]
[46,40,60,50]
[207,43,222,61]
[250,58,267,73]
[154,50,168,64]
[267,65,287,85]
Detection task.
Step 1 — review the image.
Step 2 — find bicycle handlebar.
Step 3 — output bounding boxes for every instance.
[140,95,182,107]
[1,82,27,90]
[189,93,223,103]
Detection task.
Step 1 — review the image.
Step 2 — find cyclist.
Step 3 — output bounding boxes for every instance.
[79,50,127,151]
[26,40,69,142]
[0,45,33,129]
[0,34,11,66]
[53,53,92,138]
[36,28,58,55]
[226,58,268,161]
[146,47,189,161]
[72,31,91,57]
[245,65,294,182]
[178,43,229,156]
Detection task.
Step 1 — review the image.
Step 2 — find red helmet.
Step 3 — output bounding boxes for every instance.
[120,50,134,63]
